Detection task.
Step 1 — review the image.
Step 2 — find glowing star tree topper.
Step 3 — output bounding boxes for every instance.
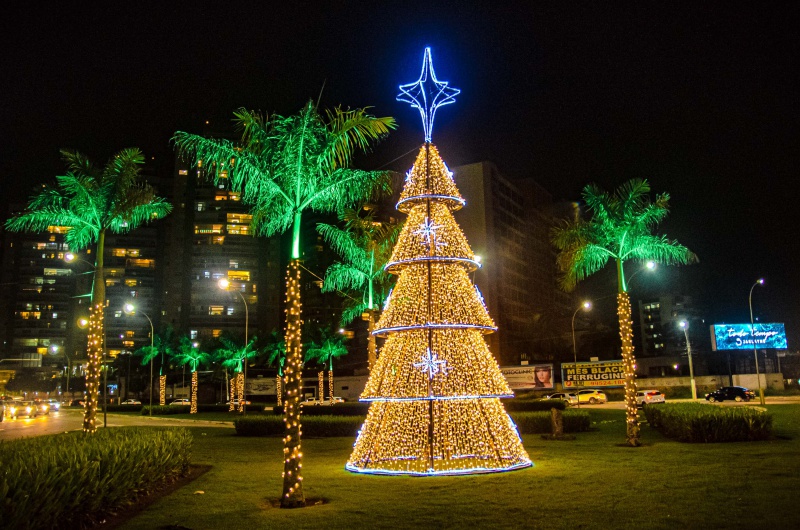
[397,47,460,143]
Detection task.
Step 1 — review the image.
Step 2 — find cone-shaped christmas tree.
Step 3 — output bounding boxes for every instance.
[346,48,531,476]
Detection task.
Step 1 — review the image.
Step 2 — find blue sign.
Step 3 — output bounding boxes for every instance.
[711,323,788,350]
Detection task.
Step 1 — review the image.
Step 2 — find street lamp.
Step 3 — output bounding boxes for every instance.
[219,278,249,413]
[124,303,155,416]
[627,260,656,288]
[749,278,766,405]
[571,301,591,408]
[679,320,697,400]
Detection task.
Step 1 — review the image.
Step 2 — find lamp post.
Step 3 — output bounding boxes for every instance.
[219,278,249,414]
[571,301,591,408]
[679,320,697,400]
[627,260,656,288]
[749,278,766,405]
[124,303,154,416]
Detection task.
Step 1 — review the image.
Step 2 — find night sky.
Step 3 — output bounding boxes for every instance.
[2,3,797,343]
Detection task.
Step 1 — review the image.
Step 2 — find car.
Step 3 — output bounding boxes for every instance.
[224,399,253,406]
[70,399,86,407]
[705,386,756,403]
[45,398,61,411]
[33,400,51,415]
[576,389,608,404]
[300,397,345,406]
[8,401,40,419]
[543,392,579,406]
[170,399,191,406]
[636,390,665,408]
[121,399,142,405]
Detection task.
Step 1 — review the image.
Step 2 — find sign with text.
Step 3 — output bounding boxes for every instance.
[561,360,625,388]
[500,365,553,390]
[711,323,788,351]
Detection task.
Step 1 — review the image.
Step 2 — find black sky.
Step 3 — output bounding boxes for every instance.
[2,2,798,342]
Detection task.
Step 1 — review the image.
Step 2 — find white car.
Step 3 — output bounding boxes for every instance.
[636,390,665,407]
[121,399,142,405]
[169,399,191,406]
[300,397,345,406]
[544,392,578,406]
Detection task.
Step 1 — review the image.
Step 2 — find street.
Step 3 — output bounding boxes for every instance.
[0,408,233,441]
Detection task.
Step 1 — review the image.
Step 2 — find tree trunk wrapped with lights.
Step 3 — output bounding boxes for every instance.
[229,377,236,411]
[237,372,245,412]
[617,292,640,444]
[190,371,198,414]
[281,260,305,507]
[159,375,166,406]
[83,300,104,433]
[346,144,531,475]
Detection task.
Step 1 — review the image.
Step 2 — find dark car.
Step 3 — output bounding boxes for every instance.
[705,386,756,403]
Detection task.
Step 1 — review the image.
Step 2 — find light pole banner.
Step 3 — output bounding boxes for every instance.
[500,365,554,389]
[561,360,625,388]
[710,323,788,351]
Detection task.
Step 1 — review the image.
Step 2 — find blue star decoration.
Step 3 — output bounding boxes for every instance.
[397,47,460,143]
[414,348,449,380]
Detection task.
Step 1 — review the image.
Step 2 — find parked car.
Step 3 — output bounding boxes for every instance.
[543,392,579,406]
[705,386,756,403]
[300,397,346,406]
[121,399,142,405]
[636,390,665,408]
[224,399,253,406]
[576,389,608,404]
[169,399,191,406]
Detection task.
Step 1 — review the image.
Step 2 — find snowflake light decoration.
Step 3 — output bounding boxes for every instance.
[397,47,460,143]
[414,348,448,380]
[413,217,446,250]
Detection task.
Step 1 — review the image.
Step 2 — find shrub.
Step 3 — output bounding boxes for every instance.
[106,404,144,413]
[235,415,365,437]
[510,410,591,434]
[644,403,773,442]
[503,399,567,412]
[0,428,191,529]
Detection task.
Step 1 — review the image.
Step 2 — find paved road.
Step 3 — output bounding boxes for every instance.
[0,408,233,441]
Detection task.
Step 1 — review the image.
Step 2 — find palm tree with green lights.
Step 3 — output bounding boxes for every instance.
[317,206,401,370]
[305,328,349,404]
[214,335,259,411]
[4,148,171,433]
[551,179,697,447]
[171,337,210,414]
[264,330,287,406]
[173,100,394,507]
[133,329,175,407]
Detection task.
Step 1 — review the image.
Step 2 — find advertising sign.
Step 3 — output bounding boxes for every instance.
[710,323,788,351]
[500,365,553,390]
[561,360,625,388]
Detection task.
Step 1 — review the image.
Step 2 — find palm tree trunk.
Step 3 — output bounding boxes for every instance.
[190,370,198,414]
[159,375,166,405]
[237,372,245,412]
[83,230,106,434]
[617,291,640,446]
[229,377,236,411]
[276,375,282,407]
[281,259,306,508]
[328,370,334,405]
[318,371,324,402]
[367,310,377,371]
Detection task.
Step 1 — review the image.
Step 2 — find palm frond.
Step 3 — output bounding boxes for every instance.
[323,106,396,170]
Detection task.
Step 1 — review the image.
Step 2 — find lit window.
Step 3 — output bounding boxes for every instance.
[125,279,138,287]
[190,330,198,339]
[179,169,188,175]
[126,249,140,257]
[44,268,71,276]
[227,224,250,235]
[196,202,206,212]
[123,340,135,348]
[230,260,239,269]
[228,270,250,281]
[227,307,235,316]
[128,259,155,268]
[212,329,222,338]
[209,305,224,316]
[126,331,135,338]
[114,311,123,318]
[113,248,126,257]
[212,236,225,245]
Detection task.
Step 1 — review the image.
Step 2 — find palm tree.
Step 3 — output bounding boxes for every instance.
[173,101,394,507]
[317,207,401,369]
[134,328,175,407]
[215,335,259,412]
[171,337,210,414]
[305,329,349,404]
[551,179,697,447]
[4,148,171,433]
[264,330,287,406]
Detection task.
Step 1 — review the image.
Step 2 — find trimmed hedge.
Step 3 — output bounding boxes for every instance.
[0,427,191,529]
[510,410,591,434]
[141,404,233,415]
[235,415,364,437]
[106,404,144,413]
[503,399,567,412]
[644,402,773,442]
[271,403,371,416]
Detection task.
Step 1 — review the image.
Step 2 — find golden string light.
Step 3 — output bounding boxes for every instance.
[281,260,305,505]
[318,371,324,402]
[617,292,640,441]
[190,371,198,414]
[328,371,334,405]
[159,375,166,406]
[347,143,531,475]
[83,303,104,434]
[237,372,245,412]
[276,375,282,407]
[229,377,236,411]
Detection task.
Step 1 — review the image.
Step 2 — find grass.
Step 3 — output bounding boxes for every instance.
[114,405,800,529]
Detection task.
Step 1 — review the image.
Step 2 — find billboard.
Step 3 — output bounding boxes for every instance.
[711,323,788,351]
[561,360,625,388]
[500,365,553,390]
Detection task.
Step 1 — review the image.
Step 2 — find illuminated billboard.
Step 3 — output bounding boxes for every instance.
[500,365,553,390]
[561,360,625,388]
[710,323,788,351]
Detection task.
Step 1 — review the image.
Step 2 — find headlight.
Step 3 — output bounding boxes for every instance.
[10,407,16,414]
[25,406,32,413]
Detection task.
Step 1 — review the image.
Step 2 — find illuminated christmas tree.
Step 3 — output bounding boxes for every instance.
[347,48,531,475]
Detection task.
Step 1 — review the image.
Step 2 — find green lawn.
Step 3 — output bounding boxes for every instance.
[120,406,800,529]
